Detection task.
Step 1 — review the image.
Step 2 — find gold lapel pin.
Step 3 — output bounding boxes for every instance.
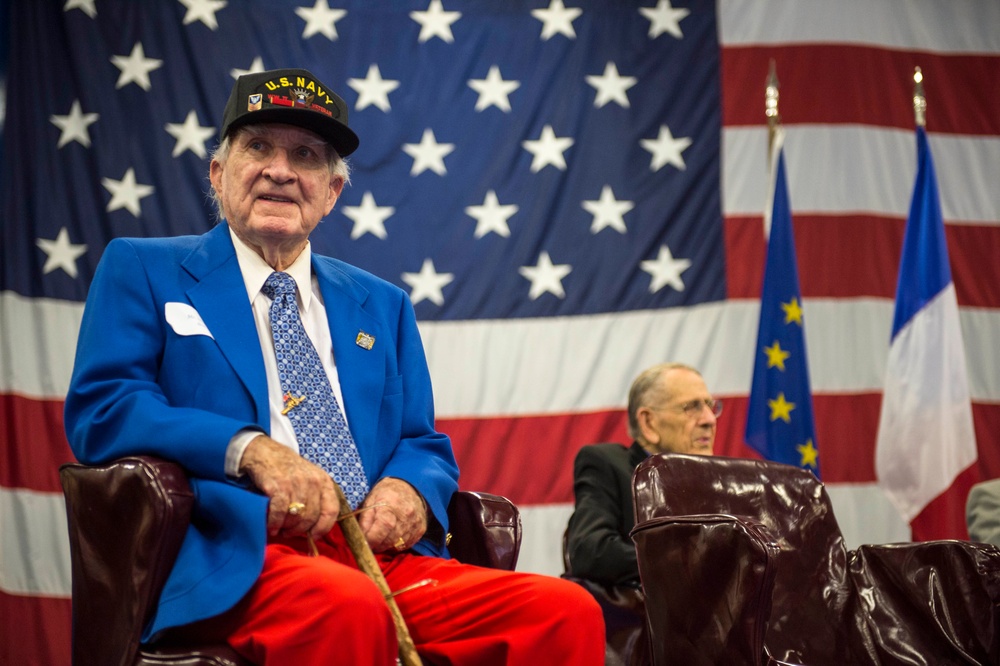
[355,331,375,350]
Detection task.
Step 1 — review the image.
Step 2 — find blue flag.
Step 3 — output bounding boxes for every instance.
[745,136,819,475]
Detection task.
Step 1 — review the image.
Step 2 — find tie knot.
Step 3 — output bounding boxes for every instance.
[263,271,297,299]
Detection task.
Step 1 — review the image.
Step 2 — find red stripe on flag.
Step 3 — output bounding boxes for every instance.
[445,398,1000,505]
[0,590,71,666]
[723,45,1000,135]
[724,216,766,299]
[726,213,902,299]
[716,394,883,483]
[443,394,885,504]
[973,402,1000,484]
[440,411,628,505]
[910,464,978,541]
[949,224,1000,308]
[6,392,1000,506]
[0,393,74,492]
[727,399,1000,486]
[726,215,1000,307]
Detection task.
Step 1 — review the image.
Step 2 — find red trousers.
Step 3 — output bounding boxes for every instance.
[175,527,605,665]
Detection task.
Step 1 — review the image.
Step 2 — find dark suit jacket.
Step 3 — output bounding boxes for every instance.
[565,442,649,586]
[968,478,1000,546]
[64,223,459,640]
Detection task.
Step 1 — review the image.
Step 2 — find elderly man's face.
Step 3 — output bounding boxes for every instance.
[637,368,718,456]
[210,124,342,259]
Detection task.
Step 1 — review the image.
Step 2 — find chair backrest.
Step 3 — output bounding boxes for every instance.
[60,456,522,665]
[60,456,194,666]
[632,453,854,663]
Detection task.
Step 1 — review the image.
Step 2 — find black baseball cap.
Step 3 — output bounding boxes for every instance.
[219,68,360,156]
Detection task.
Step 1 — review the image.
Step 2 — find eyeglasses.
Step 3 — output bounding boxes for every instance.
[667,398,723,418]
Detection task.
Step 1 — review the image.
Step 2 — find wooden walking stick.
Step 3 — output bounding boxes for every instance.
[333,483,423,666]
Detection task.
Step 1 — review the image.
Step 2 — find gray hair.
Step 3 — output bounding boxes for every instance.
[208,124,351,221]
[626,362,701,440]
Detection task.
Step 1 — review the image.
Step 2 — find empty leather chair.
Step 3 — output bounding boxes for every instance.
[60,456,522,666]
[630,453,1000,666]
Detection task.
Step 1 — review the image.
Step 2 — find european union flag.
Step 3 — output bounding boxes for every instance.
[745,133,819,476]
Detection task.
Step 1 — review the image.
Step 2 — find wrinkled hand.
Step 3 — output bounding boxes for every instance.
[239,434,340,538]
[358,477,428,553]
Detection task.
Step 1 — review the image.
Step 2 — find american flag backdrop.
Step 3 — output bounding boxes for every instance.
[1,1,999,663]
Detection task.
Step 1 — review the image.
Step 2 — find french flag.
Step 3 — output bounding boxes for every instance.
[875,125,978,535]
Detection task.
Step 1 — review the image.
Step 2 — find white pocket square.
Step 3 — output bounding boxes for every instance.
[165,302,214,339]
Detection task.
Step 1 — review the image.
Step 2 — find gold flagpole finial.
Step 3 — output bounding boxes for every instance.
[766,59,780,128]
[766,59,781,167]
[764,58,781,126]
[913,66,926,128]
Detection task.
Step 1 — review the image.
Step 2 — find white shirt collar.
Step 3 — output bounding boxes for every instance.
[229,226,314,310]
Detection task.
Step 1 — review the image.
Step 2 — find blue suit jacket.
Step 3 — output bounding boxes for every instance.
[64,223,459,640]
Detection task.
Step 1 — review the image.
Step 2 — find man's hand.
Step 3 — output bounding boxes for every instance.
[239,434,340,538]
[358,477,428,553]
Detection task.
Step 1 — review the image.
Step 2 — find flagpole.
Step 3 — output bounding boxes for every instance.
[764,61,782,237]
[913,66,926,128]
[747,63,820,475]
[765,59,781,167]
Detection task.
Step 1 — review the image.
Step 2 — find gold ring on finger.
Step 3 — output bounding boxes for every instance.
[394,537,406,550]
[288,502,306,516]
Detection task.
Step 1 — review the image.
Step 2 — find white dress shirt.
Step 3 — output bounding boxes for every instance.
[224,227,350,476]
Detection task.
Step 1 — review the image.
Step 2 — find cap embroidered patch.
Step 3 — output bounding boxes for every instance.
[220,67,359,156]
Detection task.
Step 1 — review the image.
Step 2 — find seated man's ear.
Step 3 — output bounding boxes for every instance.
[636,407,660,449]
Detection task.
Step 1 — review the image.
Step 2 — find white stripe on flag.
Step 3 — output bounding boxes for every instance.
[719,0,1000,52]
[0,486,71,597]
[8,291,1000,411]
[724,126,1000,223]
[876,284,978,521]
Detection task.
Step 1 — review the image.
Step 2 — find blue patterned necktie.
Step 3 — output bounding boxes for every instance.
[262,271,370,508]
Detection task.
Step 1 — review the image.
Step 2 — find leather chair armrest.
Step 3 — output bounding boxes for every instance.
[630,514,779,666]
[134,644,250,666]
[59,457,521,666]
[849,540,1000,665]
[60,456,195,666]
[446,491,522,570]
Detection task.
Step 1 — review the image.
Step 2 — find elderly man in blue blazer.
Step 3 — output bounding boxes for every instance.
[65,68,603,666]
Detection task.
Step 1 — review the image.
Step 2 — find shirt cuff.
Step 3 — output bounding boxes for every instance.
[226,428,264,477]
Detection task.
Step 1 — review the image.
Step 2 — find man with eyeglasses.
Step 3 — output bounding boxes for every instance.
[565,362,721,587]
[562,363,720,663]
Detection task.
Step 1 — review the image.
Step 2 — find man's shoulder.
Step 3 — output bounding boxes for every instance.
[969,478,1000,504]
[576,442,630,463]
[104,228,219,265]
[312,254,404,299]
[107,232,204,252]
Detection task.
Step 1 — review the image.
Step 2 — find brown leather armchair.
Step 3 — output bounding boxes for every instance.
[59,456,522,666]
[630,453,1000,666]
